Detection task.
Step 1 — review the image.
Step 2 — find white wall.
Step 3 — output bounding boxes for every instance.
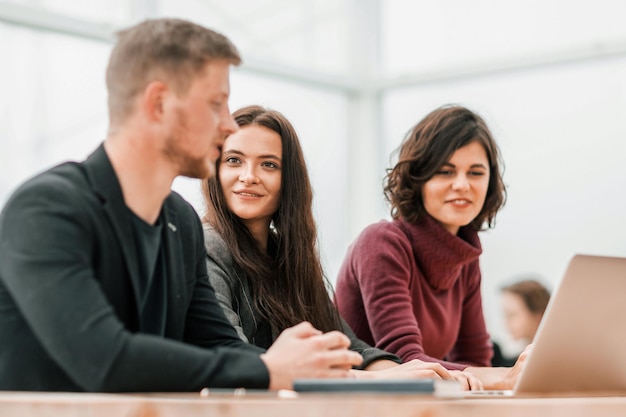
[0,23,110,206]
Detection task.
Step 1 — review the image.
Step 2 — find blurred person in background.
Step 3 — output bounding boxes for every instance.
[492,278,551,367]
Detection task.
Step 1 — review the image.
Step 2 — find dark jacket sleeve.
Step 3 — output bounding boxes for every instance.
[341,316,402,369]
[0,171,268,392]
[182,209,260,351]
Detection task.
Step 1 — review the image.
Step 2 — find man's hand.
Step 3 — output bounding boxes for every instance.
[260,322,363,390]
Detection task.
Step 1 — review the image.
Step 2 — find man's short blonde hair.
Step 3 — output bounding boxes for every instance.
[106,18,241,126]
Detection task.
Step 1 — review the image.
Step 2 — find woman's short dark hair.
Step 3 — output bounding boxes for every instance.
[384,104,507,230]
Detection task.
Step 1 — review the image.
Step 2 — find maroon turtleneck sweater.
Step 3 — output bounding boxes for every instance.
[334,215,492,370]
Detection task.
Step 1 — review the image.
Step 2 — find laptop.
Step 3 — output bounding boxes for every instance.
[468,253,626,397]
[509,253,626,396]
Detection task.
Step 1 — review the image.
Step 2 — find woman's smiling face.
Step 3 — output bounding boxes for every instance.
[219,125,283,237]
[421,141,490,235]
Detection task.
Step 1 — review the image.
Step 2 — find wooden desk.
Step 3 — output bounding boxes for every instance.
[1,391,626,417]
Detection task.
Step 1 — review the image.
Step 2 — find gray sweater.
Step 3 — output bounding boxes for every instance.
[203,225,402,369]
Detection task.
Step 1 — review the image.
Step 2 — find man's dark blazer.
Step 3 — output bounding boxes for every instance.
[0,145,268,392]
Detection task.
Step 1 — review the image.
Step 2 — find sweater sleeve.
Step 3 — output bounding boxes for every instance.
[446,261,492,367]
[205,253,249,343]
[340,316,402,369]
[338,223,468,371]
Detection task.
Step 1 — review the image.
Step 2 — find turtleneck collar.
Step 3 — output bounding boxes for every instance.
[397,214,482,291]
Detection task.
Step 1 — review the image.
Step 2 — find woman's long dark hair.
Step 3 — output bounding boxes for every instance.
[202,105,341,335]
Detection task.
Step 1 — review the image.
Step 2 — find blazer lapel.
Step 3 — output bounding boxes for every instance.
[160,201,185,336]
[83,145,143,315]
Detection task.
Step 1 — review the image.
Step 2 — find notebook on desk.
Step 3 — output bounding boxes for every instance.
[471,254,626,397]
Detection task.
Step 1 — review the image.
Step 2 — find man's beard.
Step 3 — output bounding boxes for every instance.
[163,109,217,180]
